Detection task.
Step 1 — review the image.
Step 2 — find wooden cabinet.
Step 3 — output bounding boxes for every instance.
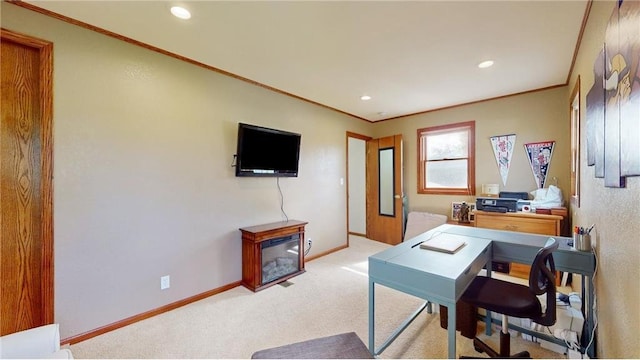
[475,211,562,236]
[240,220,307,292]
[474,210,563,281]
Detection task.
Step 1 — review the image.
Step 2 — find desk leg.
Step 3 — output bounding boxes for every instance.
[584,274,596,358]
[485,257,494,336]
[581,275,587,350]
[369,281,429,356]
[447,302,456,358]
[485,311,493,336]
[369,279,375,356]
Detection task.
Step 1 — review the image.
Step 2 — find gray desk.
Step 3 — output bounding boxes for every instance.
[368,224,596,359]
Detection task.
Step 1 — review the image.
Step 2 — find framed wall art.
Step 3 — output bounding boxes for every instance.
[451,201,476,223]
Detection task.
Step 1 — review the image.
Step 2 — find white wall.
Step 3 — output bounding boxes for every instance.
[2,3,370,339]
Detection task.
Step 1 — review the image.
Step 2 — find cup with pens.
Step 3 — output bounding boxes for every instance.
[573,224,594,251]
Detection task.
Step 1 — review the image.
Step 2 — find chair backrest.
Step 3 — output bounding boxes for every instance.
[529,237,559,326]
[403,212,447,240]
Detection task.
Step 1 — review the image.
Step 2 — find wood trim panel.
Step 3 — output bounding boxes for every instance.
[565,1,593,85]
[380,84,566,122]
[347,231,367,237]
[305,244,349,262]
[346,132,372,141]
[38,32,55,326]
[1,27,54,330]
[346,132,371,246]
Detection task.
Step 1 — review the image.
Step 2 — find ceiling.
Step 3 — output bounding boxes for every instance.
[23,0,589,122]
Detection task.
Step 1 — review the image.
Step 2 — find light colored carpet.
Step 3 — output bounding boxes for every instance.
[70,235,563,359]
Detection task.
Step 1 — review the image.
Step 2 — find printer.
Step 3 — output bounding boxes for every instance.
[476,197,518,213]
[500,191,531,211]
[476,191,530,213]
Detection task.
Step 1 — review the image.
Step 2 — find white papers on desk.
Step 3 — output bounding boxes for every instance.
[419,233,466,254]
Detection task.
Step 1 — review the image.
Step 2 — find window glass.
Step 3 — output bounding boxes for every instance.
[425,159,468,188]
[426,131,468,160]
[418,121,475,195]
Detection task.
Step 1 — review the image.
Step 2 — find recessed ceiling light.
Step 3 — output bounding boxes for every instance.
[360,95,372,101]
[478,60,494,69]
[171,6,191,20]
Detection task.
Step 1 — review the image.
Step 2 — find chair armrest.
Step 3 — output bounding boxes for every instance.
[0,324,61,358]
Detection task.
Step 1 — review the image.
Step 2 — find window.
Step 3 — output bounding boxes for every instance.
[417,121,475,195]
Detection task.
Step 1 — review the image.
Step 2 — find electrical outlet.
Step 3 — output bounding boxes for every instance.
[307,238,312,247]
[160,275,170,290]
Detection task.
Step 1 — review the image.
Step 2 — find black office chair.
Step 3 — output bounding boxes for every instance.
[461,237,559,358]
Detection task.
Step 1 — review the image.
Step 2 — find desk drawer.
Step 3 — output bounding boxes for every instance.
[475,215,557,235]
[456,243,490,296]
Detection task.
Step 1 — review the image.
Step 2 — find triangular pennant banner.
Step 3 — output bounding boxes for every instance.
[524,141,555,189]
[490,134,516,186]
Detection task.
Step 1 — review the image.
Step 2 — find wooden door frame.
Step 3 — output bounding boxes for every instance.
[1,28,54,325]
[346,132,371,240]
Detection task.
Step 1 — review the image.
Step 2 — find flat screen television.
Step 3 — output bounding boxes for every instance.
[235,123,301,177]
